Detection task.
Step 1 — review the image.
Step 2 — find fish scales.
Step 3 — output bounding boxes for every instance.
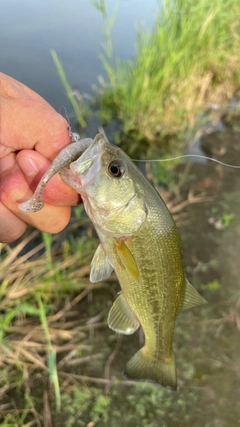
[18,133,206,390]
[97,201,185,357]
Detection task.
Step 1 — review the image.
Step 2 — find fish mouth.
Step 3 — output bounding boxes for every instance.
[67,140,102,193]
[60,167,88,197]
[70,136,102,177]
[70,153,99,176]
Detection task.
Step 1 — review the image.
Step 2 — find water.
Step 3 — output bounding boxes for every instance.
[0,0,158,112]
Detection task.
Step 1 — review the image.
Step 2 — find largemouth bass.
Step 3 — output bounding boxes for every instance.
[19,133,206,389]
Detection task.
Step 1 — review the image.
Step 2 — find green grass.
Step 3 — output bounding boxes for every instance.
[91,0,240,155]
[51,50,88,128]
[37,295,61,410]
[50,0,240,158]
[57,383,198,427]
[0,214,103,424]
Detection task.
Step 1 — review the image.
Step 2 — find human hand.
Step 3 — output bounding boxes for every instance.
[0,73,80,243]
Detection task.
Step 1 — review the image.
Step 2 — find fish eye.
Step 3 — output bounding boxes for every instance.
[108,160,125,178]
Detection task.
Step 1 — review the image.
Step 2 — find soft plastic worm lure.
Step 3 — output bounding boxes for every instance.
[19,132,93,213]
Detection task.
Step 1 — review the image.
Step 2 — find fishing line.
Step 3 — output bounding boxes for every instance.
[59,106,73,138]
[132,154,240,169]
[59,106,70,125]
[72,126,240,169]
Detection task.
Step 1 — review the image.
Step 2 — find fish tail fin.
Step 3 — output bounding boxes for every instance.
[124,348,177,390]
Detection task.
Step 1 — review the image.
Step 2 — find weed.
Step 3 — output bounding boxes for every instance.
[51,50,88,128]
[37,296,61,410]
[91,0,240,155]
[0,217,106,424]
[222,213,235,227]
[201,279,222,292]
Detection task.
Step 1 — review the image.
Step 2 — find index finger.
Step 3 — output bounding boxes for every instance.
[0,72,71,160]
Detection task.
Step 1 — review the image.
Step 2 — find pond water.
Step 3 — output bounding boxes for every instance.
[0,0,158,113]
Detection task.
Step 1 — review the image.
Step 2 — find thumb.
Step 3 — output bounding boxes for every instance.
[17,150,80,206]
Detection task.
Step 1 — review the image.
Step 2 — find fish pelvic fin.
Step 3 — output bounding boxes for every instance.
[124,348,177,390]
[108,292,140,335]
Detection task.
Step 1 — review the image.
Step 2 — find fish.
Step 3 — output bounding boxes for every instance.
[19,133,206,390]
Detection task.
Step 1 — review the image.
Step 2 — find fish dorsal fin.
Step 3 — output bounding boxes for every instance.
[181,279,207,310]
[114,239,141,284]
[108,292,140,335]
[90,244,113,283]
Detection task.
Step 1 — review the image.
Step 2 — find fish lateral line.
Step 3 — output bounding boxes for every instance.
[132,154,240,169]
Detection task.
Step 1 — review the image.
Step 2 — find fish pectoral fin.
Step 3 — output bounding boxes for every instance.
[124,349,177,390]
[90,244,113,283]
[115,239,141,284]
[181,279,207,310]
[108,292,140,335]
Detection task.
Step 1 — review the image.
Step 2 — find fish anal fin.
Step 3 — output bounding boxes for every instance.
[108,293,140,335]
[124,348,177,390]
[115,239,140,284]
[90,244,113,283]
[182,279,207,310]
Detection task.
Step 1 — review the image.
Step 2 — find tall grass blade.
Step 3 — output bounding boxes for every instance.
[42,232,53,270]
[51,49,87,128]
[37,296,61,411]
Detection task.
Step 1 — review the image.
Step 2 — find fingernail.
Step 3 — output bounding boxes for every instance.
[18,156,39,177]
[0,155,15,173]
